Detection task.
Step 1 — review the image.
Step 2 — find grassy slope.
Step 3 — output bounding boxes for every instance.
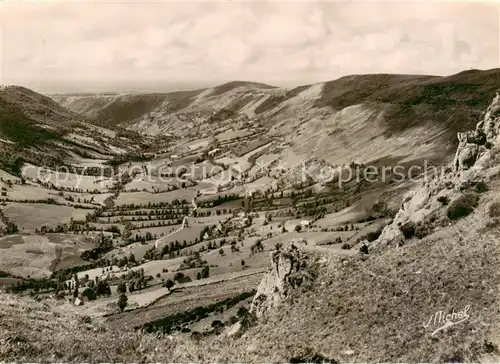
[316,69,500,142]
[0,97,67,174]
[216,188,500,362]
[2,188,500,362]
[0,86,141,174]
[0,86,78,125]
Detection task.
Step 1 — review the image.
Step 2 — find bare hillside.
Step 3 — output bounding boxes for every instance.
[53,69,500,168]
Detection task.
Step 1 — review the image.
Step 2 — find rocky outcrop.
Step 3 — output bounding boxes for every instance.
[454,92,500,171]
[372,92,500,252]
[249,243,312,319]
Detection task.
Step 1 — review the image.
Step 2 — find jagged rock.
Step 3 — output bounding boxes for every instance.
[249,244,311,318]
[454,142,480,171]
[372,91,500,252]
[453,92,500,171]
[481,92,500,143]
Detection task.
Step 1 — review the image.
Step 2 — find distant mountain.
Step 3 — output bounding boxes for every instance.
[52,68,500,168]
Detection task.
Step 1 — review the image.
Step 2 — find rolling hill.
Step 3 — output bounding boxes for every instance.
[0,86,145,174]
[52,69,500,168]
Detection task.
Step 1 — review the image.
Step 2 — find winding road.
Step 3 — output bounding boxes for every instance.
[154,195,198,249]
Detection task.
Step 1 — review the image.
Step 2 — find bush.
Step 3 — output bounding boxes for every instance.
[365,227,384,242]
[81,287,97,301]
[489,201,500,218]
[200,266,210,279]
[447,193,479,220]
[117,293,128,312]
[475,181,488,193]
[211,320,224,328]
[173,272,185,282]
[117,282,126,294]
[237,306,248,317]
[437,195,449,205]
[413,221,432,239]
[341,243,351,250]
[399,221,416,239]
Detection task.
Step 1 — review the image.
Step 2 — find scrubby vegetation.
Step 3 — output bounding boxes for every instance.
[447,193,479,220]
[489,201,500,218]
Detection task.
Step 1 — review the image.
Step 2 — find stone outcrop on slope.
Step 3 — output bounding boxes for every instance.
[249,242,312,319]
[371,92,500,252]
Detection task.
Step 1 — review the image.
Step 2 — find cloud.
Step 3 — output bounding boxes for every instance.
[1,0,498,92]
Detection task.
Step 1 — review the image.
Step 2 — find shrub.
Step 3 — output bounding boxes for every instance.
[475,181,488,193]
[399,221,416,239]
[237,306,249,317]
[117,293,128,312]
[211,320,224,328]
[81,287,97,301]
[489,201,500,218]
[447,193,479,220]
[165,279,175,289]
[341,242,351,250]
[173,272,185,282]
[437,195,449,205]
[413,215,443,239]
[365,227,384,242]
[117,282,126,294]
[200,266,210,279]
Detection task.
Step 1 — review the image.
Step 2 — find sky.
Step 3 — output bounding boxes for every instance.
[1,0,499,93]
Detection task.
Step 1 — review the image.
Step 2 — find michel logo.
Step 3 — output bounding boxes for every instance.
[423,305,471,336]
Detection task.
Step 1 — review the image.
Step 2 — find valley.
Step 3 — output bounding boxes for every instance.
[2,69,500,362]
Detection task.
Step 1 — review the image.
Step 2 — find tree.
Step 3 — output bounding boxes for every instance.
[117,282,127,294]
[73,273,79,298]
[117,293,128,312]
[294,224,302,232]
[81,287,97,301]
[165,279,175,290]
[174,272,185,282]
[96,280,111,296]
[237,307,248,317]
[201,265,210,279]
[241,260,245,267]
[218,248,225,256]
[5,222,18,235]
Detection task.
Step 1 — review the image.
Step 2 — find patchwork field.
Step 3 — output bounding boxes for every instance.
[0,234,94,278]
[3,203,93,231]
[115,189,197,206]
[105,272,263,330]
[123,175,187,192]
[21,164,116,192]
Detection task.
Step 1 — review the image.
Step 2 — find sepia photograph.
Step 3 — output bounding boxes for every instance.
[1,0,500,362]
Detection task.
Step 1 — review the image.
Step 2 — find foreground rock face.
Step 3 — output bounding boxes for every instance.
[249,243,312,318]
[372,92,500,251]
